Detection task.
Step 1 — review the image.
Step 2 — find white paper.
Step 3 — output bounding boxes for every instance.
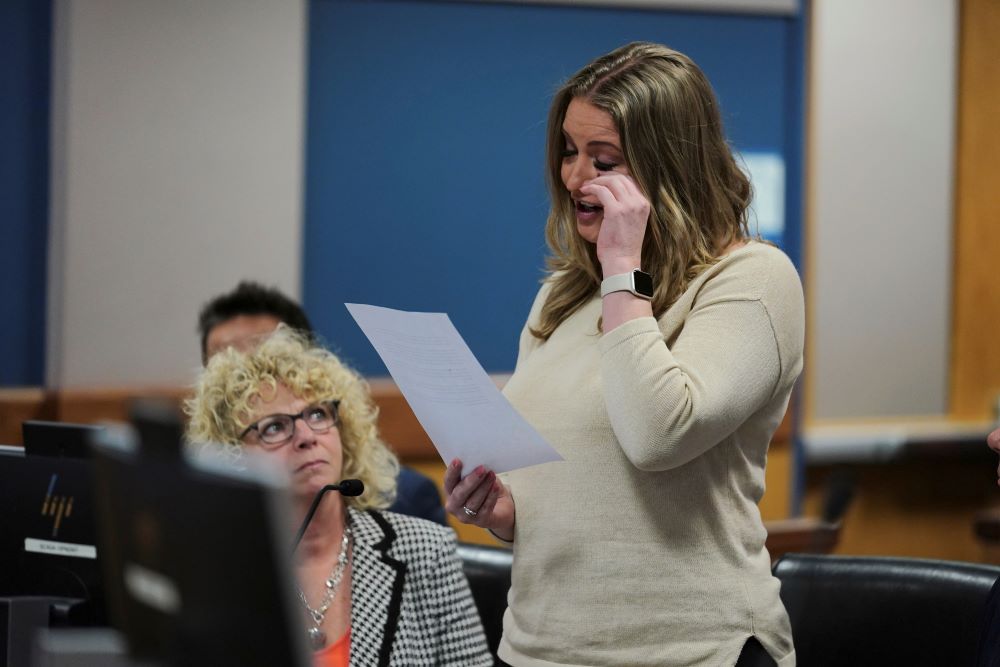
[345,303,562,474]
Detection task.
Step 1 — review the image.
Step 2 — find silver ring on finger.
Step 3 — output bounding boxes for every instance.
[462,505,478,517]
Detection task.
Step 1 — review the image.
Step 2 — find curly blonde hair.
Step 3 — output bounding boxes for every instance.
[532,41,753,340]
[184,327,399,510]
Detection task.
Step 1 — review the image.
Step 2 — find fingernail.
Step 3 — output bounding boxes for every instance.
[475,465,485,477]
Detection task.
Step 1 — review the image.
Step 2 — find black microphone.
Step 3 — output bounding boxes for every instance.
[292,479,365,551]
[334,479,364,497]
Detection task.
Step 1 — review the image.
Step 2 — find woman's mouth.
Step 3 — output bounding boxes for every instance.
[574,199,603,223]
[296,460,325,473]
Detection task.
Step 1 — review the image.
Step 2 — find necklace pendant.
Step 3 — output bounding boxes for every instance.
[308,626,327,650]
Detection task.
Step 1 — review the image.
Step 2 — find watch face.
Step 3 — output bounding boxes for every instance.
[633,270,654,297]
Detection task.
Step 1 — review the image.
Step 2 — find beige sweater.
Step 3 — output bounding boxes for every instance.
[498,242,803,667]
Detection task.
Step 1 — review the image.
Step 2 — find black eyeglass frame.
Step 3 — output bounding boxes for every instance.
[238,400,341,446]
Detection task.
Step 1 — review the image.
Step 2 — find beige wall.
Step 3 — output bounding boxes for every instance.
[47,0,306,388]
[806,0,958,425]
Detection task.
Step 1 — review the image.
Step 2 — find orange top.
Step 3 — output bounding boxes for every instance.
[313,628,350,667]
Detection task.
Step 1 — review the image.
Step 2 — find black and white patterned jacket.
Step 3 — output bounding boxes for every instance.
[346,507,492,667]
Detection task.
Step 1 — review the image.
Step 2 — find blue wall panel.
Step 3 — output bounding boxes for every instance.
[0,0,50,386]
[305,0,803,375]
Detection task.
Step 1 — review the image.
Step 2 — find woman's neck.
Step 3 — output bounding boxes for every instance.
[719,237,748,258]
[295,491,347,562]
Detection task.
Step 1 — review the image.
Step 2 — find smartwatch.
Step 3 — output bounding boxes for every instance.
[600,269,654,300]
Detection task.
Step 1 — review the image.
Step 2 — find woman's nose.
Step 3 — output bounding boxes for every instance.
[292,418,316,448]
[564,157,595,192]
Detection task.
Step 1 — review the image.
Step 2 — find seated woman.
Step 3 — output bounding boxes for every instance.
[184,327,491,667]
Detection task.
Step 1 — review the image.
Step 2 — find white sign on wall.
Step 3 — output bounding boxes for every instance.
[740,151,786,241]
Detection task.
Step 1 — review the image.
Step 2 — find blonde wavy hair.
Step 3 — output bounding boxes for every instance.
[532,41,754,340]
[184,327,399,510]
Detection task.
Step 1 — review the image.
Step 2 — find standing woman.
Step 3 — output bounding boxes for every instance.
[186,329,492,667]
[445,42,803,666]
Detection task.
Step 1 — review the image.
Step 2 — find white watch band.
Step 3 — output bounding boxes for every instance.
[600,272,636,297]
[601,270,651,299]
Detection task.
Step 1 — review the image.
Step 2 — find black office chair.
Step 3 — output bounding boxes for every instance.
[457,542,512,662]
[774,553,1000,667]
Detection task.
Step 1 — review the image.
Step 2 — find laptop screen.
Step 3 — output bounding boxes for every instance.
[0,446,107,626]
[21,420,104,459]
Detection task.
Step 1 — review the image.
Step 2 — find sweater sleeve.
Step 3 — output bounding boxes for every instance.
[598,268,792,471]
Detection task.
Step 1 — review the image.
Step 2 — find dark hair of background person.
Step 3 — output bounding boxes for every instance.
[197,281,314,363]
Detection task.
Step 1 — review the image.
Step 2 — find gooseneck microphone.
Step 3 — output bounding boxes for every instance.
[332,479,364,497]
[292,479,365,551]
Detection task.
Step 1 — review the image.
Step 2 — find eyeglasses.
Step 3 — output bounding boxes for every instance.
[239,400,340,448]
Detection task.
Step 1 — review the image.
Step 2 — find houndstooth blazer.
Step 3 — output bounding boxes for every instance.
[346,507,492,667]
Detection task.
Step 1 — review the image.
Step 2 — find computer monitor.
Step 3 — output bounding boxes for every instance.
[0,445,107,627]
[90,411,310,667]
[22,421,104,459]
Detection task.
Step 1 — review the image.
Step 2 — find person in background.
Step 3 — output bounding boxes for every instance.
[185,328,491,666]
[197,281,447,526]
[198,281,315,364]
[444,42,803,666]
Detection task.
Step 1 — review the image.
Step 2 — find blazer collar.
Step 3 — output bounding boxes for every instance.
[347,508,406,667]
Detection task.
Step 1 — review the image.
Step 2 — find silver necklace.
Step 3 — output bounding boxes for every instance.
[299,526,351,650]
